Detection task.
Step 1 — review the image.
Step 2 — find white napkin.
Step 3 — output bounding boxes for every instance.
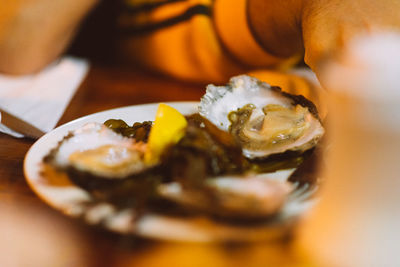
[0,57,89,138]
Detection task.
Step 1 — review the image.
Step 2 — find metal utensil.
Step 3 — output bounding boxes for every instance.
[0,109,45,139]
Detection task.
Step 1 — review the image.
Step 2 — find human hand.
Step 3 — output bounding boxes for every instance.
[0,0,98,75]
[302,0,400,72]
[248,0,400,74]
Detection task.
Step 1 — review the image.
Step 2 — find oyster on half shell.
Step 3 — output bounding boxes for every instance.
[157,174,292,218]
[199,75,324,159]
[45,122,148,179]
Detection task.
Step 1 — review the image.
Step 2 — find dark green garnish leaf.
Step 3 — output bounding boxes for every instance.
[104,119,152,142]
[104,119,129,130]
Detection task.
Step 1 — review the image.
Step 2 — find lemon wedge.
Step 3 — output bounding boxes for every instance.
[145,103,187,164]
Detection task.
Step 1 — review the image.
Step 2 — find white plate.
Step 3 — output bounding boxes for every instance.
[24,102,313,242]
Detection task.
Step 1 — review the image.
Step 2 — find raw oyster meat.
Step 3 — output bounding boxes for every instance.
[199,75,324,159]
[45,122,148,179]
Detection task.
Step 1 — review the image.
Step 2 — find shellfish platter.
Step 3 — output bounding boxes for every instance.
[24,75,324,242]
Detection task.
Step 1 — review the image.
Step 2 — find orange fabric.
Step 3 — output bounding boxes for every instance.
[214,0,283,68]
[121,2,192,27]
[119,0,299,83]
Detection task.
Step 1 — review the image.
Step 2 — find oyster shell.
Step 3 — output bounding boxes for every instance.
[199,75,324,159]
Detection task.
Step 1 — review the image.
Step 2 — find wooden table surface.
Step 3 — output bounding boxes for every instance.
[0,64,310,267]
